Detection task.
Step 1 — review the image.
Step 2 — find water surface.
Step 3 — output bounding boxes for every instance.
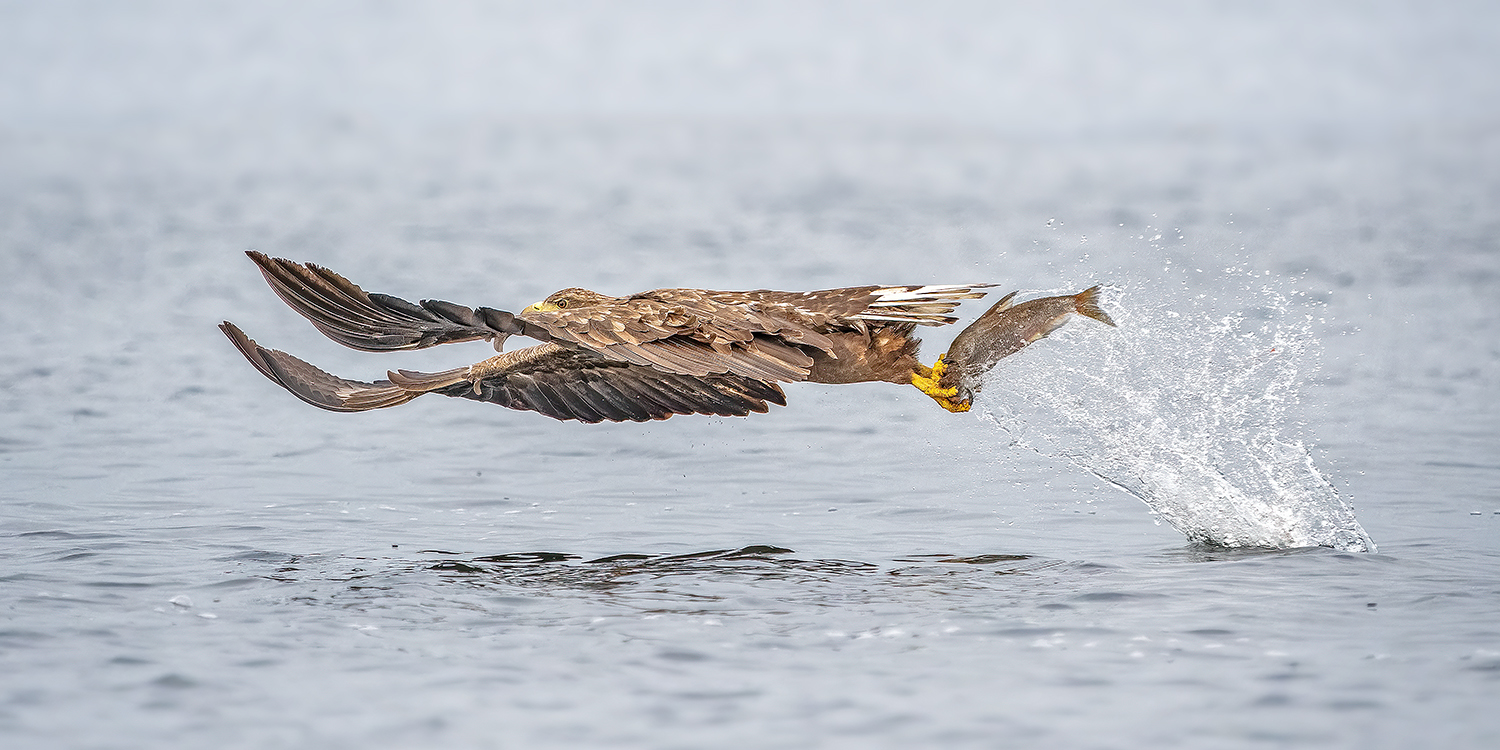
[2,3,1499,749]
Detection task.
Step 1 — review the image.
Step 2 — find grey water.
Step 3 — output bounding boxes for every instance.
[3,2,1499,748]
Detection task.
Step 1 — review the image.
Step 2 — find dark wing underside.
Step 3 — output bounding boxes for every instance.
[444,351,788,422]
[220,322,786,423]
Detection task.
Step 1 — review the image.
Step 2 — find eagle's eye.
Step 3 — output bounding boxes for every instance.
[554,299,570,309]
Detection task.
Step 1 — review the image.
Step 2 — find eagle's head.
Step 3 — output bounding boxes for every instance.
[522,287,617,314]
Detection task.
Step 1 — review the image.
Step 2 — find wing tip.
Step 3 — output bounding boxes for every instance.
[220,321,418,412]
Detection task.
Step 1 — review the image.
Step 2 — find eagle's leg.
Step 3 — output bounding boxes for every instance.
[387,343,573,395]
[384,354,520,396]
[456,348,553,393]
[909,355,970,413]
[465,354,513,392]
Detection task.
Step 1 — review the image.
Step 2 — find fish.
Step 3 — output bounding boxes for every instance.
[925,285,1116,412]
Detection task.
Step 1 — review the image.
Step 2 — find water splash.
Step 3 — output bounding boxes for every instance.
[977,274,1375,552]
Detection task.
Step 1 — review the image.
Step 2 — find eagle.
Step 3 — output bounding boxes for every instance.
[221,252,1113,423]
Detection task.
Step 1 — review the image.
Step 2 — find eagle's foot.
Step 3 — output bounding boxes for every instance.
[911,356,956,397]
[461,358,507,394]
[911,356,970,413]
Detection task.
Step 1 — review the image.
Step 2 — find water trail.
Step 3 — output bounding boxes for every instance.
[977,272,1375,552]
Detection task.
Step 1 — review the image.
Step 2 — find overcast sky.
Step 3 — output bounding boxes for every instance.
[3,0,1496,136]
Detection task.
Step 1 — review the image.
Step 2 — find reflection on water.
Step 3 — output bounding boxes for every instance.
[433,545,880,584]
[281,545,1077,594]
[1150,543,1379,564]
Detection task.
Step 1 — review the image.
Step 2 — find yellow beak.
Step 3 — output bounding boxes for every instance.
[522,301,560,314]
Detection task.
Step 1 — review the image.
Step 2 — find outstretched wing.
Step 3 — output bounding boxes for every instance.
[519,284,995,383]
[245,251,552,352]
[220,321,419,411]
[220,322,786,423]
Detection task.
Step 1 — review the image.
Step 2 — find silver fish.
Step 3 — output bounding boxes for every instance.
[917,286,1115,412]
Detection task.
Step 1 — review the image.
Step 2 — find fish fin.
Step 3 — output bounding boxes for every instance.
[1073,285,1116,327]
[991,290,1020,312]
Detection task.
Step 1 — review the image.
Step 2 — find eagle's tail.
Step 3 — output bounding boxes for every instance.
[854,284,997,326]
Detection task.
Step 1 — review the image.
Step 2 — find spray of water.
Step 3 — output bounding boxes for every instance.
[977,272,1375,552]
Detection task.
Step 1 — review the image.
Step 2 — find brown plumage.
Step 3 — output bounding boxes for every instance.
[221,252,1014,423]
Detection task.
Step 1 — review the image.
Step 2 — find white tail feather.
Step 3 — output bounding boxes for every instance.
[869,284,995,302]
[856,313,960,324]
[855,284,996,326]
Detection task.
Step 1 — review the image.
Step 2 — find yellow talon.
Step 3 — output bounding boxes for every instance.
[911,356,970,412]
[912,356,956,397]
[936,397,970,413]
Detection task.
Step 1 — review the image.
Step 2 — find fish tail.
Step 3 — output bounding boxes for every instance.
[1073,285,1116,327]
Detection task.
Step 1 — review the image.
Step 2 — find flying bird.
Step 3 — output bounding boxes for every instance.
[220,252,1112,423]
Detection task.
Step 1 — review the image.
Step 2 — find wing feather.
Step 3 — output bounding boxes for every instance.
[522,293,824,382]
[578,373,656,422]
[245,252,547,351]
[504,375,568,420]
[219,322,420,412]
[449,345,787,422]
[629,339,713,376]
[535,376,609,424]
[660,374,734,415]
[551,376,626,423]
[617,374,700,415]
[521,284,991,383]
